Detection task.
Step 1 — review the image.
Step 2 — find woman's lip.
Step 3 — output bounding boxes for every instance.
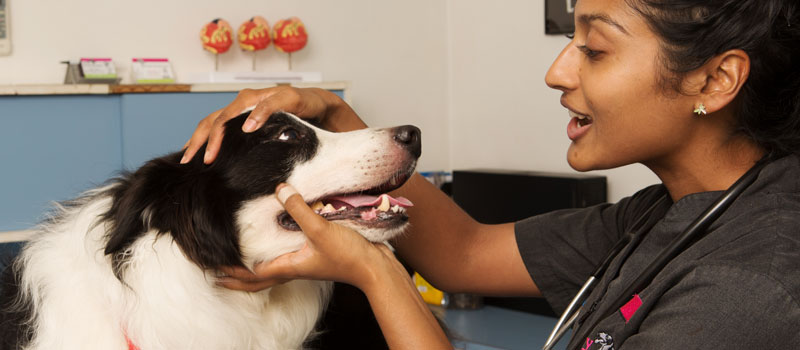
[567,114,592,141]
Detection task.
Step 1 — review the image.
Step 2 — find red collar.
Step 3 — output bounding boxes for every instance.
[126,334,140,350]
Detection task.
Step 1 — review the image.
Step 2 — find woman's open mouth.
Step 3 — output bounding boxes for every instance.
[567,110,593,141]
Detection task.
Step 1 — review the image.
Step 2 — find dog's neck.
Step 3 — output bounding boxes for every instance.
[118,230,331,349]
[19,198,330,350]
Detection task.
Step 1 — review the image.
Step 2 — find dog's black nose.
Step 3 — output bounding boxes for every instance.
[393,125,422,158]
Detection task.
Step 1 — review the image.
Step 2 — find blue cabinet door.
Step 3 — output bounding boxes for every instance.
[119,89,344,170]
[0,95,122,231]
[120,92,238,170]
[0,88,346,232]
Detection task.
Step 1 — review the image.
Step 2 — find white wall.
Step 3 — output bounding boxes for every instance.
[0,0,450,173]
[445,0,659,201]
[1,0,658,202]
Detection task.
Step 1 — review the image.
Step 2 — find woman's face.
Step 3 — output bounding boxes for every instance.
[546,0,695,172]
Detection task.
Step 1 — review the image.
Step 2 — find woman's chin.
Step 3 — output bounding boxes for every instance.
[566,147,596,172]
[567,159,595,172]
[566,147,619,172]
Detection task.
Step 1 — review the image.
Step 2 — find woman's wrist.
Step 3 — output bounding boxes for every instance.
[356,245,452,349]
[353,245,397,294]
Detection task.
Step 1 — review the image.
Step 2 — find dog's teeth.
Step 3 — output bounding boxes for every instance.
[391,205,402,213]
[321,204,336,214]
[377,195,391,212]
[338,206,347,211]
[311,201,325,211]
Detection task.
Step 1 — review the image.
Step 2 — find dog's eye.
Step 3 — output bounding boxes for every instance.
[278,129,300,141]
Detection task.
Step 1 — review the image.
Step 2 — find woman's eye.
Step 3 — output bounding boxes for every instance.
[577,45,602,59]
[278,129,299,141]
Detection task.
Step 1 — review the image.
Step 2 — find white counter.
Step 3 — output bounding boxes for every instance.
[0,82,350,102]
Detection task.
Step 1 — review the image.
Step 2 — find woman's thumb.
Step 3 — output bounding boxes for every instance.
[276,184,330,237]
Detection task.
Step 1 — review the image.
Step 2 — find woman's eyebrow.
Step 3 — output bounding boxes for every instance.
[578,13,630,35]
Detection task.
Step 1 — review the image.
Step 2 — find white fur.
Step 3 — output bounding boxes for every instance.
[16,194,331,350]
[13,116,415,350]
[284,119,416,242]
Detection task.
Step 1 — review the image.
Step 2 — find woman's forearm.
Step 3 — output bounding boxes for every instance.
[390,173,541,296]
[390,174,483,286]
[361,250,451,350]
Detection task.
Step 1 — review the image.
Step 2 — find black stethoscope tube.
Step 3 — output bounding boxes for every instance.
[543,193,670,349]
[575,157,769,343]
[544,157,770,350]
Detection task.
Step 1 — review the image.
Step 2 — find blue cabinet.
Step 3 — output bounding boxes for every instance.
[0,88,345,231]
[120,92,237,169]
[0,95,122,230]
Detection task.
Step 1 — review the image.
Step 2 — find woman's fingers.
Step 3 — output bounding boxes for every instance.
[195,87,310,164]
[203,90,263,163]
[216,276,290,292]
[217,265,258,280]
[215,253,299,291]
[203,114,229,164]
[181,109,220,163]
[249,88,306,126]
[217,184,381,292]
[182,86,351,165]
[276,184,330,239]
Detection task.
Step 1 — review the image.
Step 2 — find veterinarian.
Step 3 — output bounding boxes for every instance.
[182,0,800,349]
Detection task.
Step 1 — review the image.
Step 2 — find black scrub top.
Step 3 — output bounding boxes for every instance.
[516,155,800,350]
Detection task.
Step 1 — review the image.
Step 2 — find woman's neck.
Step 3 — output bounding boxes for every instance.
[646,133,765,201]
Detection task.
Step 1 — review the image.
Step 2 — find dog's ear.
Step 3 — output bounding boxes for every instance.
[103,158,245,280]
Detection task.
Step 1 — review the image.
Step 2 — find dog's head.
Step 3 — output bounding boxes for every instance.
[102,112,420,276]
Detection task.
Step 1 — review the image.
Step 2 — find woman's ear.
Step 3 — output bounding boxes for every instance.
[683,49,750,115]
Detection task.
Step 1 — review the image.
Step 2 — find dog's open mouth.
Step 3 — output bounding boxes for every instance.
[278,175,414,231]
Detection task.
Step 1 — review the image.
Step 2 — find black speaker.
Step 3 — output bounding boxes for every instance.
[451,169,607,316]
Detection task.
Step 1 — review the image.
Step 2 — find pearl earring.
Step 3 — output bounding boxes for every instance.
[693,103,707,116]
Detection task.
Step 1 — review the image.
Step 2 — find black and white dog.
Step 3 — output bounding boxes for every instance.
[0,112,420,350]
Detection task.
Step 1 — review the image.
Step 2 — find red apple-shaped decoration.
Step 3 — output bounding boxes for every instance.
[200,18,233,54]
[238,16,271,51]
[272,17,308,53]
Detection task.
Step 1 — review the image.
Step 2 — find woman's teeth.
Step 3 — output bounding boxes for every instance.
[569,110,592,127]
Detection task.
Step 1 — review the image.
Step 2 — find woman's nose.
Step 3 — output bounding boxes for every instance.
[545,44,579,92]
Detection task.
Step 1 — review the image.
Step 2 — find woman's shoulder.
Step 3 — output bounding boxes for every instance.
[701,190,800,304]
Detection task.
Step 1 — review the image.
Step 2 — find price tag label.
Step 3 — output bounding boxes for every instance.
[80,58,117,79]
[132,58,175,84]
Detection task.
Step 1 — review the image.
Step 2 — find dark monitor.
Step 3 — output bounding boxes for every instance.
[451,169,607,316]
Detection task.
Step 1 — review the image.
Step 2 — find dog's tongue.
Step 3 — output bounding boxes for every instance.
[327,194,413,208]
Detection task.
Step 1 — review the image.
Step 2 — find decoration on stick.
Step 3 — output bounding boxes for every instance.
[238,16,271,71]
[272,17,308,70]
[200,18,233,71]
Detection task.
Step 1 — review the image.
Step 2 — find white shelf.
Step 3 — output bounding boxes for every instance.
[0,230,34,243]
[0,81,350,97]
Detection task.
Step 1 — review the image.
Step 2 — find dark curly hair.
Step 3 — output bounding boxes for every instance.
[625,0,800,156]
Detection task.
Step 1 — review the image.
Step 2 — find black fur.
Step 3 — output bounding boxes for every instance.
[102,112,319,277]
[0,255,33,350]
[0,112,397,349]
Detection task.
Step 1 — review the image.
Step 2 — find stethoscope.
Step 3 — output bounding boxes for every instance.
[542,157,770,350]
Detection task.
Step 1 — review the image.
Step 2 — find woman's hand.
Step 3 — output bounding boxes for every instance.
[218,184,452,349]
[181,86,367,165]
[216,184,389,292]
